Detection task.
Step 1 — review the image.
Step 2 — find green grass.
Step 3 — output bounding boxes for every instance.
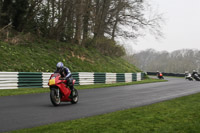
[12,89,200,133]
[0,78,165,97]
[0,41,140,73]
[76,78,166,90]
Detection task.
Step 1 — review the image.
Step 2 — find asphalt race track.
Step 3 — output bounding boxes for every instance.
[0,77,200,132]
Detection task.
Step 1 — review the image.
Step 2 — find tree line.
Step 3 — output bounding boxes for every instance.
[124,49,200,73]
[0,0,162,48]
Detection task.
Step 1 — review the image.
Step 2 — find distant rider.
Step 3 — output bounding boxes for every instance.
[192,70,198,77]
[156,71,160,77]
[185,71,193,80]
[55,62,74,98]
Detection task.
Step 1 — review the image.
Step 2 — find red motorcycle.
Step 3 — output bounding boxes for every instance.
[48,73,78,106]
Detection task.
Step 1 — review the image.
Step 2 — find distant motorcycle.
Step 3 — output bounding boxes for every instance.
[185,73,193,81]
[48,73,78,106]
[192,73,200,81]
[157,72,164,79]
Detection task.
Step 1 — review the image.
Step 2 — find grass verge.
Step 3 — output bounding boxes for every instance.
[12,89,200,133]
[0,78,165,97]
[0,41,140,73]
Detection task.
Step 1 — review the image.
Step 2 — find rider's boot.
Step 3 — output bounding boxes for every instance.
[69,86,74,99]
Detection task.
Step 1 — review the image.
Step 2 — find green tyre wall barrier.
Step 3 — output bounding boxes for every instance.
[0,72,144,89]
[18,72,43,88]
[116,73,125,82]
[94,73,106,84]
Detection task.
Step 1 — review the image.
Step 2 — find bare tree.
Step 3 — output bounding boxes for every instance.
[0,0,164,50]
[93,0,112,38]
[74,0,84,45]
[82,0,92,44]
[126,49,200,73]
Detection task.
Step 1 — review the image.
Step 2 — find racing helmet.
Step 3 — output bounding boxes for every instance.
[56,62,64,71]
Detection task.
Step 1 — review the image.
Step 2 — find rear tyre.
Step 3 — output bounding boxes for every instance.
[50,88,61,106]
[71,88,79,104]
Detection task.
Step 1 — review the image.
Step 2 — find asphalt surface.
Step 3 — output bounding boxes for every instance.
[0,77,200,132]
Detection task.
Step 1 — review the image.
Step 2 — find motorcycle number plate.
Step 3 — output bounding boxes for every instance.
[49,79,55,85]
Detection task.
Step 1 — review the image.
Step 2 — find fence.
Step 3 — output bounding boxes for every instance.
[0,72,145,89]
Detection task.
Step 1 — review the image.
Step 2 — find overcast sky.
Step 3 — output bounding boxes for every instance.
[128,0,200,53]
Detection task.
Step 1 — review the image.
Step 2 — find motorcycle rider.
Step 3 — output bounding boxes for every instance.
[156,71,160,76]
[185,71,193,81]
[156,71,164,79]
[192,70,198,77]
[55,62,75,98]
[156,71,161,77]
[191,70,200,81]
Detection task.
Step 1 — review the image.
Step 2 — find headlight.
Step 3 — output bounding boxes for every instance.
[49,79,55,85]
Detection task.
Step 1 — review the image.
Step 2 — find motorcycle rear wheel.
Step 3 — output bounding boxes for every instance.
[50,88,61,106]
[71,88,79,104]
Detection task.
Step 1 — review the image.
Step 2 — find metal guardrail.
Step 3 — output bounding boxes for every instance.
[0,72,144,89]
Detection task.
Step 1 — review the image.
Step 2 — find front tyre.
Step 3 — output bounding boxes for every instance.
[71,88,79,104]
[50,88,61,106]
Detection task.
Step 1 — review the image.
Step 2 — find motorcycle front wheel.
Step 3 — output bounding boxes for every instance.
[50,88,61,106]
